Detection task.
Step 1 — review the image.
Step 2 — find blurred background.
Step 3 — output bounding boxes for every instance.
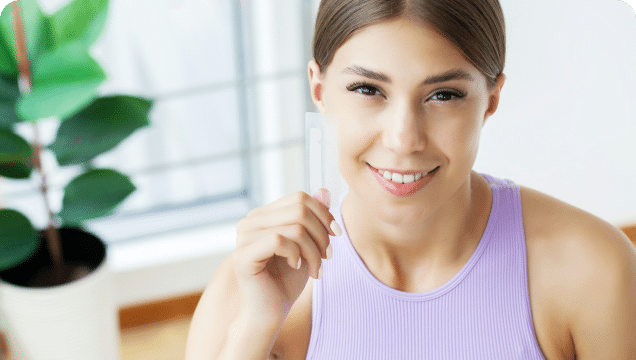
[0,0,634,358]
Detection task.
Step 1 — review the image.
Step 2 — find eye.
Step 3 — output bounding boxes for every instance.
[430,89,466,102]
[346,82,382,97]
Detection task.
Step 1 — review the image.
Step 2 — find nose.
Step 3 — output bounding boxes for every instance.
[382,101,426,155]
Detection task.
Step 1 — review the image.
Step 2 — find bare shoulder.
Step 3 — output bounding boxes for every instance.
[270,277,314,360]
[520,185,635,277]
[519,186,636,359]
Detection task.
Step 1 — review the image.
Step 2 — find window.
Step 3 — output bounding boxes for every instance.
[1,0,320,246]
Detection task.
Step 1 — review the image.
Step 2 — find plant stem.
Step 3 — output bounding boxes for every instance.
[13,1,65,285]
[31,123,65,285]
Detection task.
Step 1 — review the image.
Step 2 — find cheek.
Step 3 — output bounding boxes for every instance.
[337,118,376,171]
[425,98,481,146]
[434,116,483,158]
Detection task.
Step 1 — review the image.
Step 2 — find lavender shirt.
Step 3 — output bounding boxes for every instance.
[306,174,546,359]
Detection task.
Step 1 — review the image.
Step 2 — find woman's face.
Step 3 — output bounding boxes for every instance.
[309,18,505,226]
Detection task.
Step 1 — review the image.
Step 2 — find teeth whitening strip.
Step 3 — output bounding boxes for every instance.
[305,112,347,206]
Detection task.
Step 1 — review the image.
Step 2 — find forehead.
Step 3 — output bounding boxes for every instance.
[327,18,482,82]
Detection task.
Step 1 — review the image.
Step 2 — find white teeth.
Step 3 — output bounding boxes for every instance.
[403,174,415,184]
[378,165,428,184]
[377,168,430,184]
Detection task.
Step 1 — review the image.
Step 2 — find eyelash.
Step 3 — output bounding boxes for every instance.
[345,82,467,102]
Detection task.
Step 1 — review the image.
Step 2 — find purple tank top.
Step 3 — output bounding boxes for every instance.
[306,174,546,359]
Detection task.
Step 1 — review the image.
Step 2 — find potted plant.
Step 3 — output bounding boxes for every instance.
[0,0,152,358]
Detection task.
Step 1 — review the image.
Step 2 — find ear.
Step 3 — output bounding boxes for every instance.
[483,73,506,124]
[308,59,326,112]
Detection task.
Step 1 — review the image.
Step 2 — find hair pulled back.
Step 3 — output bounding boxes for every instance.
[312,0,506,89]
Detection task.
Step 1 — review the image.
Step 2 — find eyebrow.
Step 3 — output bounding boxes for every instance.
[341,65,475,85]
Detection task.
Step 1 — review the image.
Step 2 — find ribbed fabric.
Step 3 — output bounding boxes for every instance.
[306,174,546,359]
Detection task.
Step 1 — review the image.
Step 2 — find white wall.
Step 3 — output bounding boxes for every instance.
[475,0,636,226]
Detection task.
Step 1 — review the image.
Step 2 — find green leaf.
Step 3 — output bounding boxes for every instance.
[49,95,152,165]
[17,40,105,121]
[0,209,39,271]
[0,3,18,77]
[59,169,135,225]
[51,0,108,50]
[20,0,55,61]
[0,128,33,179]
[0,73,20,127]
[0,0,55,71]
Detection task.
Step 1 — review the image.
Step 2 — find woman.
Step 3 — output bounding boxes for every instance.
[186,0,636,359]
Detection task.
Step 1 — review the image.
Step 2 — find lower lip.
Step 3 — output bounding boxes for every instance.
[369,164,438,197]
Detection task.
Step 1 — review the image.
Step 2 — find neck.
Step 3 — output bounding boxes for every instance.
[341,172,492,289]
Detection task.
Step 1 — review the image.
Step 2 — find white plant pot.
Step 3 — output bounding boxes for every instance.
[0,230,121,360]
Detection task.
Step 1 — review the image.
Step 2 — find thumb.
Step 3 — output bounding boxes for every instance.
[312,188,331,209]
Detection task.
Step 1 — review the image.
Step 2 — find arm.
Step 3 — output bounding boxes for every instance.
[568,223,636,359]
[185,189,335,360]
[218,311,280,360]
[184,257,280,360]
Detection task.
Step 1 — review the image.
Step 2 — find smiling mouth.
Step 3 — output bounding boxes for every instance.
[368,163,439,197]
[367,163,440,184]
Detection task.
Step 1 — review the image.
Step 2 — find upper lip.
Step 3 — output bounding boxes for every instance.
[367,163,436,175]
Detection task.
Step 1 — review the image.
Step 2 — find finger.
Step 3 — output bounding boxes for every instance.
[233,232,303,277]
[283,224,324,279]
[275,224,325,278]
[246,191,336,234]
[239,191,338,239]
[292,201,332,259]
[236,225,324,279]
[307,189,341,238]
[312,188,331,209]
[238,202,332,259]
[311,189,342,256]
[244,191,309,218]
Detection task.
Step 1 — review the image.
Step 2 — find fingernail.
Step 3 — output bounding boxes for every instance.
[326,244,333,259]
[330,220,342,237]
[296,258,302,270]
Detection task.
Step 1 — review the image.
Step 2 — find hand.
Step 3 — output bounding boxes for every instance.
[230,189,340,326]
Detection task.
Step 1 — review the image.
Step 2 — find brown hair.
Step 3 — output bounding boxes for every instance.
[312,0,506,89]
